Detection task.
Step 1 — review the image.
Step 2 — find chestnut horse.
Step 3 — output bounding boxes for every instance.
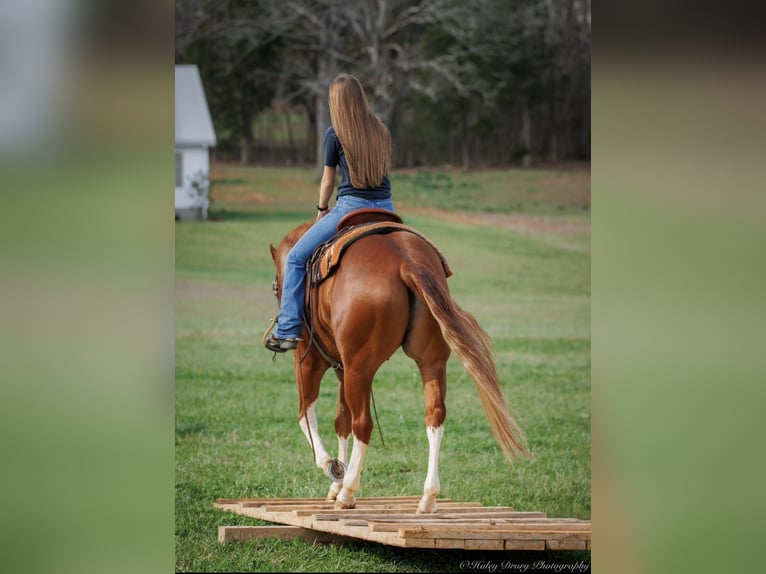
[268,221,528,513]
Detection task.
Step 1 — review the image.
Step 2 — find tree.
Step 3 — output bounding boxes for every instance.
[269,0,466,173]
[175,0,591,167]
[404,0,591,166]
[176,0,286,163]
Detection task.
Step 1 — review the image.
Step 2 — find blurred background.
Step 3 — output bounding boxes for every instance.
[0,1,174,574]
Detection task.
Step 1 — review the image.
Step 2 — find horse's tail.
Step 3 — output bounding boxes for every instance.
[400,262,530,461]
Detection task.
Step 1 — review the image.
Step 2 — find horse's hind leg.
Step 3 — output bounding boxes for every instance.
[403,311,449,514]
[417,363,447,514]
[327,369,351,501]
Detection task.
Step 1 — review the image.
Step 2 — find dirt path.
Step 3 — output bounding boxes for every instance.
[398,206,589,237]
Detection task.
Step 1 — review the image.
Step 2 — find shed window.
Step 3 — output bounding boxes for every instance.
[175,152,183,187]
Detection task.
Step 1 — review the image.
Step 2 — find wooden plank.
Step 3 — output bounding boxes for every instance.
[367,520,480,532]
[217,526,344,544]
[336,518,579,532]
[216,497,325,505]
[280,500,476,511]
[227,507,292,520]
[399,528,591,541]
[255,499,454,510]
[395,522,591,533]
[400,537,436,548]
[365,516,580,526]
[546,537,588,551]
[310,506,516,519]
[505,539,547,551]
[360,512,549,523]
[368,520,589,533]
[586,539,591,550]
[465,538,505,550]
[262,504,335,512]
[398,521,590,533]
[341,520,370,527]
[435,538,468,549]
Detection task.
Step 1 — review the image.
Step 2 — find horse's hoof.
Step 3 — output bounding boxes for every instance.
[326,458,347,483]
[334,489,356,509]
[417,496,438,514]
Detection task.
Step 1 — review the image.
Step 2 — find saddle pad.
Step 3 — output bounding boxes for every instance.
[309,222,453,286]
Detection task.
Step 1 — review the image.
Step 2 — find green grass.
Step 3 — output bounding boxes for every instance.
[176,164,590,572]
[390,169,590,215]
[206,163,590,219]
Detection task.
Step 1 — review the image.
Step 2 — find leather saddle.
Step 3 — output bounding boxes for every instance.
[336,208,403,231]
[307,208,452,287]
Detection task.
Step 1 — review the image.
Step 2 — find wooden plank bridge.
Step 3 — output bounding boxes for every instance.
[214,496,591,551]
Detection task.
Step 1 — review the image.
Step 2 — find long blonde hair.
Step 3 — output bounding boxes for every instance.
[328,73,392,189]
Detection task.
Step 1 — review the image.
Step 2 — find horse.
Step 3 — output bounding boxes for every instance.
[267,215,529,513]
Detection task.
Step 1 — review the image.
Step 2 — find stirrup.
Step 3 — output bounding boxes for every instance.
[264,335,301,353]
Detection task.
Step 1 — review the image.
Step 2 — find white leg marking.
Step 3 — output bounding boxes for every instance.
[335,436,368,508]
[337,435,349,464]
[418,425,444,514]
[327,481,342,500]
[298,401,330,470]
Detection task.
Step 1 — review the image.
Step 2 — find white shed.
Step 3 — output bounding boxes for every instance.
[175,65,217,220]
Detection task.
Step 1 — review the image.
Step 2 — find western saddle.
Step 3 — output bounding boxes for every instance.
[308,208,452,286]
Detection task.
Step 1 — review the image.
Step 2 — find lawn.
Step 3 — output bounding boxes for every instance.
[176,163,590,572]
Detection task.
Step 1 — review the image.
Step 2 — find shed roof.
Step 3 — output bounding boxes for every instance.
[175,65,217,147]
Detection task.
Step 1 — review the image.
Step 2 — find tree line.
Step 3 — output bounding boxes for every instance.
[176,0,590,170]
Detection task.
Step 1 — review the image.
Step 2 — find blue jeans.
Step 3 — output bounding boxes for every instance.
[274,195,396,338]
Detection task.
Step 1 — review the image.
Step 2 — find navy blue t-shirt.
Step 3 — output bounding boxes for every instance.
[323,126,391,200]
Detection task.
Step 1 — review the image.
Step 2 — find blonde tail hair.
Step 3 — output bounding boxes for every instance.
[399,262,530,461]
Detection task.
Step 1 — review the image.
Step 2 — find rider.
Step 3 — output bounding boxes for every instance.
[265,73,396,352]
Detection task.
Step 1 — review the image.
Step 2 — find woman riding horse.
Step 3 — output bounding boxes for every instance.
[265,73,394,352]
